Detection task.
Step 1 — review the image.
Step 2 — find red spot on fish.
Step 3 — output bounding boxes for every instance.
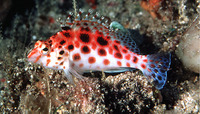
[47,53,50,57]
[98,48,107,56]
[114,40,120,44]
[117,61,122,66]
[67,44,74,52]
[51,48,54,52]
[46,59,51,66]
[132,56,138,63]
[147,68,151,72]
[125,54,131,60]
[109,47,113,54]
[150,64,155,68]
[79,63,84,67]
[143,59,148,63]
[103,59,110,65]
[96,36,108,46]
[126,63,130,67]
[113,44,119,51]
[114,52,122,59]
[88,57,96,64]
[125,46,129,50]
[141,64,146,69]
[60,62,64,65]
[59,40,66,45]
[122,49,128,53]
[59,50,65,55]
[61,31,71,38]
[81,45,91,54]
[57,57,62,60]
[149,59,153,62]
[106,36,111,40]
[73,53,81,61]
[79,33,91,43]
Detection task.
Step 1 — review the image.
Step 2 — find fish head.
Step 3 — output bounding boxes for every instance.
[27,40,70,70]
[27,40,47,63]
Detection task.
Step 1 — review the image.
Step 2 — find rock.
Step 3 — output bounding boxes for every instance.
[176,15,200,73]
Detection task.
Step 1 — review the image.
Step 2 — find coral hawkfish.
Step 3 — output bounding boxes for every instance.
[27,11,171,89]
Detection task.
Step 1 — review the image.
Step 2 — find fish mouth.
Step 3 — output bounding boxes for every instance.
[27,48,37,58]
[27,48,41,63]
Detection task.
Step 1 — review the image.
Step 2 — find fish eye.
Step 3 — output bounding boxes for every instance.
[43,47,49,51]
[42,47,49,55]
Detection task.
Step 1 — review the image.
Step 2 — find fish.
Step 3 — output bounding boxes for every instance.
[27,11,171,90]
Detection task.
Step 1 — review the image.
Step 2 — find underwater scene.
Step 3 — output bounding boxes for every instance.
[0,0,199,113]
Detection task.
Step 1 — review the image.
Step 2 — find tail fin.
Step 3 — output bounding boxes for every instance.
[142,53,171,90]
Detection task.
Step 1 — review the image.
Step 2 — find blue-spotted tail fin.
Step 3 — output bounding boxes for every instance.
[142,53,171,90]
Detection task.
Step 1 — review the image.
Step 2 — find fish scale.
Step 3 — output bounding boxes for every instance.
[27,12,171,89]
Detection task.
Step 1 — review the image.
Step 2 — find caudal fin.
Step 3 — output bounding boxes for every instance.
[142,53,171,90]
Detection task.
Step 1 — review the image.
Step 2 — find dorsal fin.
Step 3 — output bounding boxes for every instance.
[110,21,140,54]
[60,9,110,32]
